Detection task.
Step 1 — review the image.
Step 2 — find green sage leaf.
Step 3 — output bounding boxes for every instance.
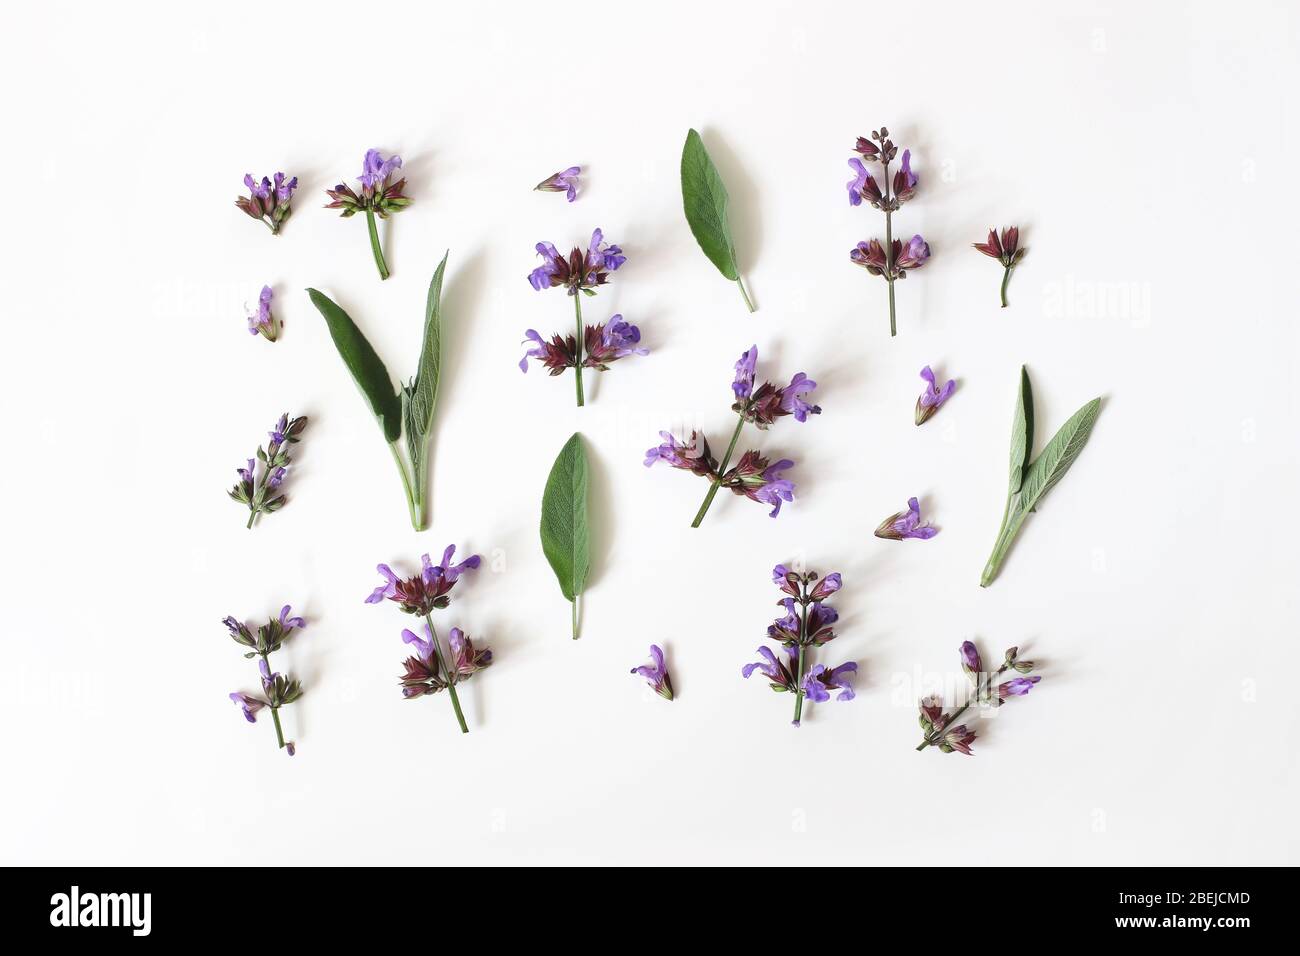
[1017,397,1101,515]
[406,252,446,440]
[540,433,590,605]
[681,128,757,315]
[1008,365,1034,497]
[403,253,447,522]
[306,289,401,443]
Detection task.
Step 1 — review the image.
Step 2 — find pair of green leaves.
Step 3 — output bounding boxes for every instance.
[306,252,447,530]
[540,433,589,639]
[982,366,1101,586]
[681,129,755,313]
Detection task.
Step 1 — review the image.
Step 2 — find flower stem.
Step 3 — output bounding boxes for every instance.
[887,279,897,337]
[573,293,585,407]
[365,208,390,280]
[424,614,469,734]
[246,510,257,530]
[690,412,746,528]
[270,706,286,750]
[388,443,422,531]
[1000,266,1013,308]
[736,276,756,313]
[792,587,809,726]
[571,598,579,640]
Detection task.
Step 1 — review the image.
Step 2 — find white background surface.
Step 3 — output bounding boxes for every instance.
[2,0,1296,866]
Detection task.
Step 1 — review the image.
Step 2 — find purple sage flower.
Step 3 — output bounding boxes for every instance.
[366,546,482,616]
[584,315,648,368]
[943,725,977,756]
[535,166,581,202]
[527,229,625,295]
[236,172,297,235]
[997,675,1041,699]
[732,345,758,399]
[846,158,883,207]
[974,226,1028,308]
[228,692,265,723]
[847,126,925,336]
[916,366,956,425]
[247,285,279,341]
[228,414,307,529]
[653,345,820,525]
[324,149,411,280]
[896,234,931,270]
[917,641,1042,755]
[631,644,674,701]
[801,662,857,703]
[874,497,937,540]
[223,605,305,755]
[745,562,854,726]
[724,452,796,518]
[644,430,718,477]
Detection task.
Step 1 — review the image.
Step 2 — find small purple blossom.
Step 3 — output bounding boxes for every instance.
[535,166,581,202]
[236,172,297,234]
[916,366,956,425]
[585,315,648,367]
[279,605,305,630]
[874,496,938,540]
[631,645,674,701]
[997,675,1041,699]
[732,345,758,399]
[960,640,981,678]
[229,692,265,723]
[801,662,857,703]
[247,285,278,341]
[846,158,882,207]
[643,430,716,477]
[778,373,821,422]
[359,148,403,191]
[725,452,796,517]
[897,234,931,270]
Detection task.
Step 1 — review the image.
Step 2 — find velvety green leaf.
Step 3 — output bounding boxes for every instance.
[681,128,740,281]
[1017,397,1101,514]
[408,252,446,439]
[540,433,589,603]
[403,253,447,518]
[1009,365,1035,496]
[306,289,401,443]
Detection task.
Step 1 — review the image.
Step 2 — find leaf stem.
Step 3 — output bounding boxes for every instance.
[424,613,468,734]
[388,442,422,531]
[980,503,1029,587]
[573,293,585,407]
[1000,266,1013,308]
[570,598,579,640]
[690,412,746,528]
[365,208,390,280]
[736,276,756,313]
